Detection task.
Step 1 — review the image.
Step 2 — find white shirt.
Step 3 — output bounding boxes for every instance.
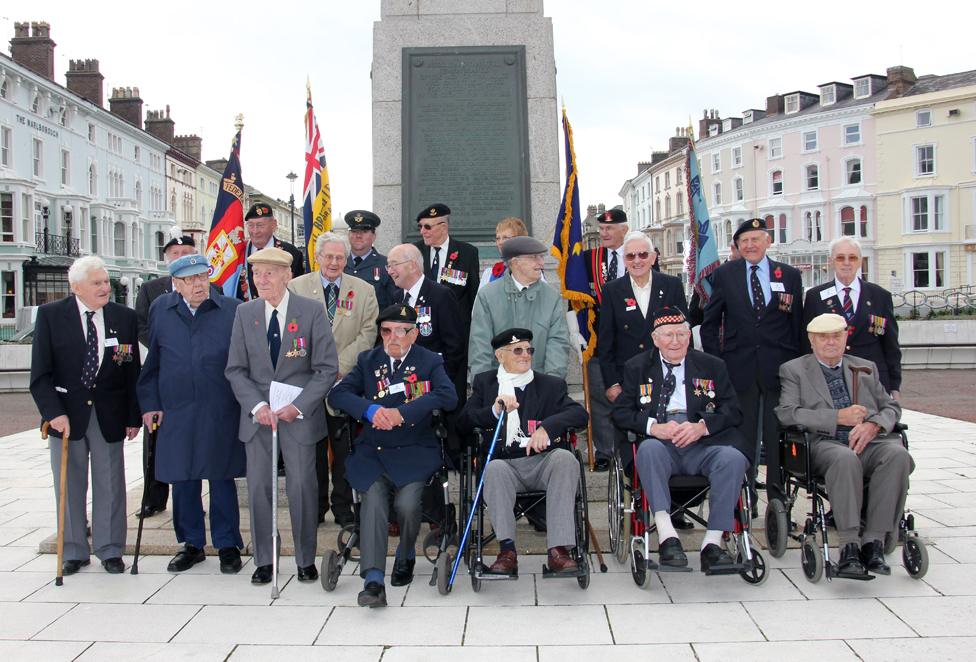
[645,356,687,435]
[403,274,425,306]
[630,275,653,318]
[834,276,861,312]
[511,274,531,292]
[182,298,198,316]
[75,297,105,372]
[264,290,291,334]
[607,246,625,281]
[390,347,413,373]
[430,238,450,272]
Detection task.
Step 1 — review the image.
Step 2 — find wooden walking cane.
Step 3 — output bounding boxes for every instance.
[581,356,596,471]
[41,421,70,586]
[131,415,159,575]
[848,365,873,405]
[586,518,608,573]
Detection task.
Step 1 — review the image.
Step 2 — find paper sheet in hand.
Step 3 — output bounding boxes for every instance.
[270,381,303,412]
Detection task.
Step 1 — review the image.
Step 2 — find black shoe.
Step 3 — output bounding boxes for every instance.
[218,547,242,574]
[137,504,164,519]
[101,557,125,574]
[837,542,869,578]
[861,540,891,576]
[700,543,737,574]
[750,504,759,520]
[167,544,205,572]
[62,559,90,575]
[297,564,319,582]
[358,581,387,608]
[593,457,610,472]
[391,557,415,586]
[671,513,694,530]
[333,511,355,527]
[251,564,272,584]
[658,537,688,568]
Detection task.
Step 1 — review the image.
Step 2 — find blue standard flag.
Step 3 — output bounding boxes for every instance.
[685,137,720,304]
[551,107,596,360]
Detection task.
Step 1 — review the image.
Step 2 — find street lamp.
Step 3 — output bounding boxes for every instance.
[286,171,298,246]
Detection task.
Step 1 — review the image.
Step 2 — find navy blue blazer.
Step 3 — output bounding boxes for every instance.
[345,247,401,311]
[411,276,465,384]
[416,237,480,322]
[328,344,458,490]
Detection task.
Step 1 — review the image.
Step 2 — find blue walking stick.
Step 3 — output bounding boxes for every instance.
[447,406,506,591]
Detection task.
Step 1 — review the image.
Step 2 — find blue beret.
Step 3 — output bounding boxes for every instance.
[169,253,210,279]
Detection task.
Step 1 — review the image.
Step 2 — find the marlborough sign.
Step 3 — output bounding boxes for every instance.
[15,114,60,139]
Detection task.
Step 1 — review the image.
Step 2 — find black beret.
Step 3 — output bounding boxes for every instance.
[732,218,767,244]
[652,307,687,330]
[491,328,533,350]
[344,210,381,231]
[245,203,274,220]
[417,203,451,222]
[500,236,547,260]
[598,208,627,224]
[163,235,195,251]
[376,304,418,326]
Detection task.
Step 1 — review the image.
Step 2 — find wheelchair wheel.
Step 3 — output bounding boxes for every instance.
[436,551,452,595]
[903,536,929,579]
[631,549,653,589]
[738,549,768,586]
[765,499,789,558]
[609,455,631,565]
[801,538,824,583]
[577,565,590,590]
[471,568,482,593]
[320,550,341,592]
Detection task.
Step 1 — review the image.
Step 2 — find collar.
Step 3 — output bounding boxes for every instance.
[407,274,425,301]
[389,347,412,366]
[264,290,290,317]
[747,256,770,276]
[74,296,103,318]
[510,273,531,291]
[817,357,844,371]
[249,237,277,252]
[659,355,686,372]
[630,275,652,292]
[319,273,342,290]
[182,297,199,315]
[351,247,374,259]
[834,276,860,294]
[433,237,450,258]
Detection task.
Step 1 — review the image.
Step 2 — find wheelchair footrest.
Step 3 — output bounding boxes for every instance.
[541,564,587,579]
[703,563,745,576]
[657,562,693,573]
[475,564,519,581]
[827,565,875,581]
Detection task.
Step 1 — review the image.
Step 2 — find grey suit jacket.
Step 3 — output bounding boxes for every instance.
[775,353,901,440]
[225,292,339,445]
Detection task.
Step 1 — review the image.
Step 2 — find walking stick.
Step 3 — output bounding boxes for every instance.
[581,356,596,471]
[447,407,505,591]
[848,365,872,405]
[586,518,608,573]
[42,422,70,586]
[271,421,280,599]
[131,415,158,575]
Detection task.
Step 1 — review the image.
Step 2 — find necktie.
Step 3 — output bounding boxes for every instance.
[750,265,765,317]
[268,309,281,370]
[608,250,618,281]
[657,361,678,422]
[842,287,854,321]
[431,246,441,280]
[326,283,338,322]
[393,358,403,373]
[81,310,98,389]
[353,255,362,267]
[402,291,411,306]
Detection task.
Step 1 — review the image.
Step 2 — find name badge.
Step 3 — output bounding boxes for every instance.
[770,282,785,293]
[388,383,406,394]
[820,286,837,300]
[105,338,119,347]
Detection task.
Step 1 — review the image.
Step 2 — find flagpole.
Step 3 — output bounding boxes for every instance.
[581,355,596,471]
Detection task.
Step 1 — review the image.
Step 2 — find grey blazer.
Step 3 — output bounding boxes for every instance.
[225,292,339,446]
[775,353,901,440]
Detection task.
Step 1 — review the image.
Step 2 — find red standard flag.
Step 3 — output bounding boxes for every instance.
[206,125,246,298]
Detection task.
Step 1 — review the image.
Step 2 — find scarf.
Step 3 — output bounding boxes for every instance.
[496,366,534,447]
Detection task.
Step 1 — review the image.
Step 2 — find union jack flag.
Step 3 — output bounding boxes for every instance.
[303,82,331,272]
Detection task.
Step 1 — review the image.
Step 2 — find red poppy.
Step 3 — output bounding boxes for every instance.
[405,373,418,383]
[773,267,783,279]
[346,290,355,299]
[287,322,298,333]
[625,298,637,307]
[449,251,459,260]
[491,261,505,277]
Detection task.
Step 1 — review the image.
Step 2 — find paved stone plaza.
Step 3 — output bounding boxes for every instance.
[0,408,975,660]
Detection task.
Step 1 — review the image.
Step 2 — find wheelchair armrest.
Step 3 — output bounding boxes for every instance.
[893,422,908,432]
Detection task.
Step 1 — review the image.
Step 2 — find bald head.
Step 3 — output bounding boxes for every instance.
[386,243,424,290]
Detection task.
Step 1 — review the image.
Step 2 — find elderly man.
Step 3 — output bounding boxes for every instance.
[776,313,912,577]
[225,247,339,585]
[468,236,571,379]
[134,233,200,518]
[612,308,751,573]
[458,329,588,576]
[30,256,141,575]
[289,231,379,526]
[701,218,804,506]
[137,254,246,573]
[803,237,901,398]
[236,203,305,301]
[414,203,480,321]
[344,210,400,310]
[329,305,458,607]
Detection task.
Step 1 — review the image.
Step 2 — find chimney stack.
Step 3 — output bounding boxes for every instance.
[65,59,104,106]
[10,21,56,81]
[108,87,143,129]
[145,106,176,145]
[886,66,918,99]
[173,134,202,161]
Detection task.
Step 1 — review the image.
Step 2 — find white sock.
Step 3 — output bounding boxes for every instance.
[701,530,723,550]
[654,511,678,542]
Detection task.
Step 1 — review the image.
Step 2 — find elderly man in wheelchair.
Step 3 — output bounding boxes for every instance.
[612,307,753,574]
[775,313,914,579]
[457,328,589,579]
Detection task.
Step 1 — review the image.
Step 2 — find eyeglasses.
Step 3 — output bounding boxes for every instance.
[385,259,413,271]
[654,331,691,342]
[379,326,415,338]
[499,346,535,356]
[175,273,210,283]
[318,254,346,263]
[624,251,650,261]
[417,221,446,231]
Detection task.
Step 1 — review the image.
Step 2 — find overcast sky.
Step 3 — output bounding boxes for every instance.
[9,0,973,222]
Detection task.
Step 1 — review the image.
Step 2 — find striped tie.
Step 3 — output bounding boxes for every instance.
[326,283,338,322]
[842,287,854,321]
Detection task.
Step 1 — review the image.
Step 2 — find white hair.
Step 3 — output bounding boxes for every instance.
[68,256,108,284]
[390,243,424,270]
[315,231,349,257]
[829,236,862,258]
[623,231,655,253]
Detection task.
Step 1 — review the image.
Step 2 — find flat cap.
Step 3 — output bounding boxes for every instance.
[417,203,451,222]
[732,217,767,243]
[168,253,209,279]
[807,313,847,334]
[652,306,687,330]
[344,210,380,231]
[501,236,548,260]
[246,247,293,267]
[598,208,627,224]
[376,304,418,325]
[163,235,195,252]
[491,328,533,350]
[245,203,274,220]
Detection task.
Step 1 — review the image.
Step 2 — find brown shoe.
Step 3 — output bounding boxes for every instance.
[488,549,518,576]
[388,522,400,537]
[547,546,578,573]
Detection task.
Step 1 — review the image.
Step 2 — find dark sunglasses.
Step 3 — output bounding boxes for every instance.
[500,346,535,356]
[624,251,650,261]
[417,221,446,231]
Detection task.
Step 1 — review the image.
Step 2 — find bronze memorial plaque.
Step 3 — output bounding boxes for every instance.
[402,46,531,243]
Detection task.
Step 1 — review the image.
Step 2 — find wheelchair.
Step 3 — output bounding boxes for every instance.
[764,424,928,582]
[608,431,768,588]
[319,411,459,591]
[448,427,592,594]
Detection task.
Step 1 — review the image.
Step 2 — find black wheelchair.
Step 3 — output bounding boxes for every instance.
[608,431,768,588]
[319,411,459,591]
[445,427,592,594]
[764,424,928,582]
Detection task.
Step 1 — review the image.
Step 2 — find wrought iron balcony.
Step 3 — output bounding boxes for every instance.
[35,230,81,257]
